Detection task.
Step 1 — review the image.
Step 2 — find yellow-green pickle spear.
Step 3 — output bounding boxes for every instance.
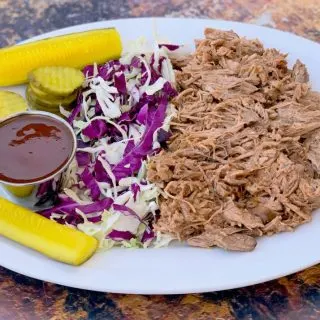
[0,197,98,265]
[0,28,122,86]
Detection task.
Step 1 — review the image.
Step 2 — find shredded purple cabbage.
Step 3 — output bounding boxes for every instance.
[80,167,101,201]
[76,151,91,167]
[158,44,180,51]
[136,103,148,125]
[112,203,141,221]
[112,97,168,181]
[114,73,127,94]
[94,158,111,183]
[131,183,141,201]
[41,196,113,217]
[82,119,108,139]
[40,45,180,246]
[141,229,155,243]
[67,94,83,123]
[107,230,134,241]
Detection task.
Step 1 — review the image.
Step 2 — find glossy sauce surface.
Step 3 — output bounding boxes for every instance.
[0,114,74,183]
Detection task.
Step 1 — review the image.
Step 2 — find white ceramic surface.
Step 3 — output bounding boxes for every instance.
[1,18,320,294]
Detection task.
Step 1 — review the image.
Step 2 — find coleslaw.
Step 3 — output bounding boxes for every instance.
[37,39,179,249]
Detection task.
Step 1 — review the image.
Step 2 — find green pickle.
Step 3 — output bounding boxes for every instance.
[26,86,73,114]
[29,66,84,96]
[27,66,84,115]
[0,91,28,119]
[29,82,53,99]
[27,86,77,106]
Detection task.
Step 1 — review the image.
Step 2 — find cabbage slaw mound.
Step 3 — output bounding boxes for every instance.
[37,40,178,249]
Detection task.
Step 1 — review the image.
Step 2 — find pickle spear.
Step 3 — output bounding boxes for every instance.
[0,28,122,86]
[0,197,98,265]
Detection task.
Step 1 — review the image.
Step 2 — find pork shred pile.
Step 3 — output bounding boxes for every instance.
[147,28,320,251]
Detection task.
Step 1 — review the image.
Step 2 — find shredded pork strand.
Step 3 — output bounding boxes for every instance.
[147,28,320,251]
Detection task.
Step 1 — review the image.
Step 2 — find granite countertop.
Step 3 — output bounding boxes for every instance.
[1,1,320,319]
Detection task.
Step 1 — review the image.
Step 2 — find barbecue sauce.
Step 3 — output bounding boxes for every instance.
[0,114,74,183]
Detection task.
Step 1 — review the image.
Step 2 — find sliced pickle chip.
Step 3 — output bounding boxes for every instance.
[28,85,77,106]
[26,85,76,111]
[29,66,84,96]
[0,91,28,119]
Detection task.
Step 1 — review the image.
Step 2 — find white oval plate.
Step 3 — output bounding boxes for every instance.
[1,18,320,294]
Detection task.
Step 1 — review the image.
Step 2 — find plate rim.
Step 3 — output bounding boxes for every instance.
[20,16,319,47]
[1,243,319,294]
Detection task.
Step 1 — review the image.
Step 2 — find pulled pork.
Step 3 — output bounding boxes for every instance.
[147,28,320,251]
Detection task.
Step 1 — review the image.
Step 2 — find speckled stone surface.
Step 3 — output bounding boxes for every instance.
[1,0,320,319]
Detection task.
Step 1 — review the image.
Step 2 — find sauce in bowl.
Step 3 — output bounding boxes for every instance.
[0,113,75,184]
